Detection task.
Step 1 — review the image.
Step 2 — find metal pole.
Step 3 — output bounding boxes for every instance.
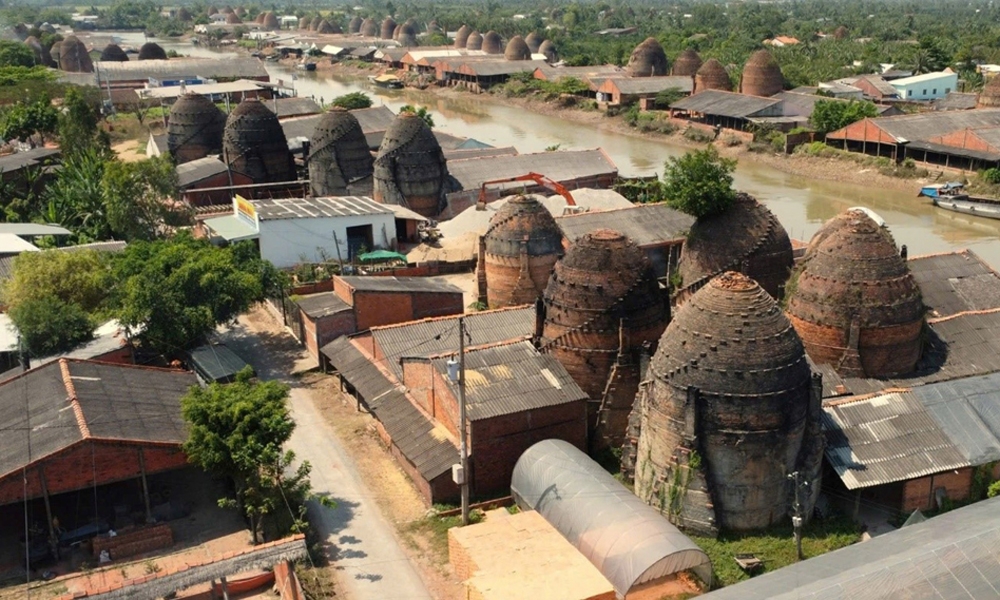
[789,470,804,560]
[459,316,469,526]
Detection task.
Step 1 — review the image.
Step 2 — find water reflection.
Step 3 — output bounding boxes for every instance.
[141,39,1000,266]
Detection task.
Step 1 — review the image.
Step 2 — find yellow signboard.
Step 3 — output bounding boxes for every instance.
[235,194,257,223]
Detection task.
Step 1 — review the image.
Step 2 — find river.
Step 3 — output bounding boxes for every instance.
[149,36,1000,266]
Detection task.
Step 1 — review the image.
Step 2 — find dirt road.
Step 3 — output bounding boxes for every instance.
[218,318,435,600]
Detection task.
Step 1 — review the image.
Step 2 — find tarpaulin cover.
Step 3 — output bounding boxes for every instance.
[511,439,713,598]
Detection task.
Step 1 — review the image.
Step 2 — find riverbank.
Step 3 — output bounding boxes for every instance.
[311,58,936,194]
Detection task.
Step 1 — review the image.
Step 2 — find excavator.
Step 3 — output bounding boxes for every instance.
[476,172,578,211]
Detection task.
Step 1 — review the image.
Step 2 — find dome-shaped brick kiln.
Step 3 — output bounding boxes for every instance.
[627,37,669,77]
[167,93,226,164]
[223,98,296,184]
[740,49,784,97]
[372,111,449,218]
[308,107,374,197]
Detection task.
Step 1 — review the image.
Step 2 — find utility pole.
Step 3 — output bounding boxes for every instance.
[788,471,808,561]
[448,317,470,525]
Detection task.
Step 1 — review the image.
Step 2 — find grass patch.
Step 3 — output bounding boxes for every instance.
[403,506,484,564]
[693,515,861,588]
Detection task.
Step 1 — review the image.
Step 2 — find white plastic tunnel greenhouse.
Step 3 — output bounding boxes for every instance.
[511,439,713,598]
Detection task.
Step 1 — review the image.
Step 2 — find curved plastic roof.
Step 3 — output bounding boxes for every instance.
[511,439,713,597]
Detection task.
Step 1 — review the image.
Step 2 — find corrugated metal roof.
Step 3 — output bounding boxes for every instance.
[176,156,227,188]
[556,203,693,247]
[670,90,782,118]
[906,139,1000,161]
[911,372,1000,465]
[602,75,693,95]
[269,96,322,118]
[429,341,587,421]
[821,391,970,490]
[320,336,458,479]
[0,147,60,172]
[253,196,390,220]
[909,250,1000,318]
[339,276,462,294]
[442,146,518,161]
[370,307,535,380]
[459,59,547,77]
[859,109,1000,144]
[0,359,197,482]
[295,292,351,319]
[446,149,617,193]
[91,57,269,82]
[933,92,980,111]
[701,495,1000,600]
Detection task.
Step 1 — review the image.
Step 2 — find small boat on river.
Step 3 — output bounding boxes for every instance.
[919,182,1000,220]
[369,73,403,89]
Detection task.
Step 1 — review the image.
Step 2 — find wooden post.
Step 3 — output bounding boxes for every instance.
[138,447,152,522]
[38,467,55,541]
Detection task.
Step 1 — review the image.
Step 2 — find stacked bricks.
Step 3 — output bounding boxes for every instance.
[92,524,174,561]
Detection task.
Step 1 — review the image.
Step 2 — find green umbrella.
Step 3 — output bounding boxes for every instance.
[358,249,408,263]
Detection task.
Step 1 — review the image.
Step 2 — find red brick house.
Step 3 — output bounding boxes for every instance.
[295,275,465,365]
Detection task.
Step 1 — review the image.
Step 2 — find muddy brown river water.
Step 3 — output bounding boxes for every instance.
[150,36,1000,266]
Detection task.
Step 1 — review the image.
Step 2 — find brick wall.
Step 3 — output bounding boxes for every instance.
[353,291,416,331]
[411,291,465,320]
[484,253,556,308]
[0,441,188,506]
[448,528,479,581]
[302,310,356,361]
[274,561,304,600]
[902,468,973,512]
[92,523,173,560]
[470,401,588,497]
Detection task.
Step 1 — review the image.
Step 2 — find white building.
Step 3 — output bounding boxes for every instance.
[889,71,958,101]
[202,196,427,269]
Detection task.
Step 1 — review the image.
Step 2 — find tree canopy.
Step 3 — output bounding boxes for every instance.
[0,94,58,146]
[810,99,880,135]
[109,233,278,354]
[662,146,737,219]
[182,368,325,543]
[331,92,372,110]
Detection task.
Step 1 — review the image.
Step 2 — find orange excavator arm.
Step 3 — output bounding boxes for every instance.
[477,172,576,207]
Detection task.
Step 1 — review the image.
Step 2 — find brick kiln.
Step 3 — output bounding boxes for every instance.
[627,37,669,77]
[504,36,532,61]
[308,107,374,197]
[167,93,226,165]
[676,192,793,303]
[740,49,785,98]
[539,229,668,451]
[694,58,732,93]
[671,48,703,77]
[786,209,925,378]
[482,31,503,55]
[632,272,824,535]
[223,98,296,184]
[373,111,450,218]
[478,195,564,308]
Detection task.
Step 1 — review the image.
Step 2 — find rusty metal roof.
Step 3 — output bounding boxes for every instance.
[430,341,587,421]
[821,390,970,490]
[446,149,618,193]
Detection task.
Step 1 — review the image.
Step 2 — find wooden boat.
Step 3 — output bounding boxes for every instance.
[919,182,1000,220]
[369,73,403,89]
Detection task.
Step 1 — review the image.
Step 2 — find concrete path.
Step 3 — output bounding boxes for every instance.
[219,320,435,600]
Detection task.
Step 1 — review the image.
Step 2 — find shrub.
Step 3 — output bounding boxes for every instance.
[981,168,1000,185]
[662,146,737,218]
[331,91,372,110]
[683,128,714,143]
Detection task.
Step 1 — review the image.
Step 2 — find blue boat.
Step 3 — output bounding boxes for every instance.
[918,182,1000,220]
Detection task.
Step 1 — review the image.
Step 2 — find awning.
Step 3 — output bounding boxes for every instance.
[203,215,258,243]
[358,249,407,263]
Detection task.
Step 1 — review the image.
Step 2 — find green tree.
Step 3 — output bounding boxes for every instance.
[0,41,35,68]
[102,156,182,241]
[662,146,737,218]
[0,94,59,147]
[810,99,879,135]
[331,91,373,110]
[400,104,434,128]
[2,249,111,316]
[182,369,327,543]
[654,87,686,109]
[58,87,104,156]
[9,295,96,357]
[989,481,1000,499]
[42,146,112,242]
[108,233,273,353]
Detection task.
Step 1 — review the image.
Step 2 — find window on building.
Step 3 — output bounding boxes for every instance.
[946,87,951,93]
[933,88,937,95]
[922,89,927,96]
[908,90,913,97]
